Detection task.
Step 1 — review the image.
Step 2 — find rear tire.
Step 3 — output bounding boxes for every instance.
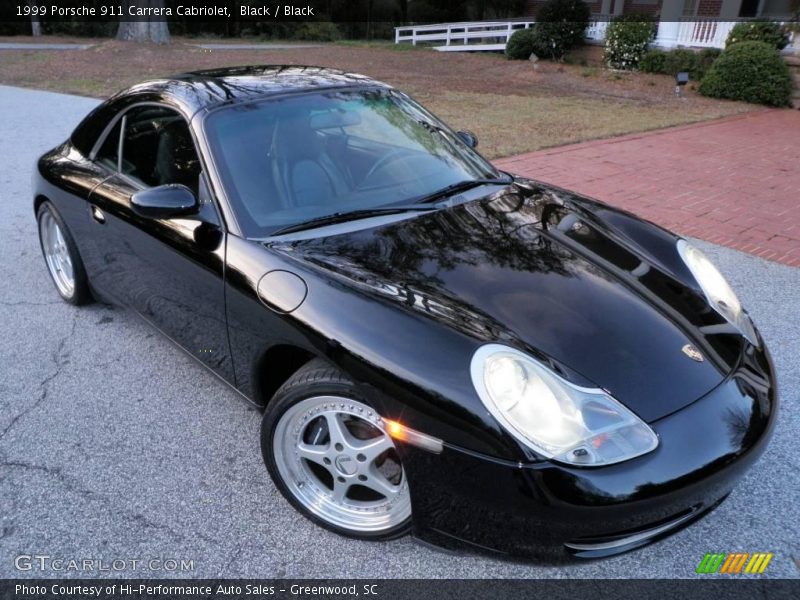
[36,201,92,306]
[261,358,412,540]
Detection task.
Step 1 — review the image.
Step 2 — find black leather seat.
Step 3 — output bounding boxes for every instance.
[270,116,349,208]
[153,120,201,194]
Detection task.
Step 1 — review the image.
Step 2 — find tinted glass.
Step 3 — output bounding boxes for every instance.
[204,88,498,237]
[71,102,121,157]
[120,106,201,194]
[96,118,121,171]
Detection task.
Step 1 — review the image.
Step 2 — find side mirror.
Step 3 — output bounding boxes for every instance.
[457,130,478,148]
[131,184,198,219]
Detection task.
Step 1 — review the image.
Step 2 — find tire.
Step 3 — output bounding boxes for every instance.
[36,201,92,306]
[261,358,412,540]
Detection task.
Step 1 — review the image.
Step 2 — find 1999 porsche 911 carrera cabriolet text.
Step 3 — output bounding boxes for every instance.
[33,66,777,561]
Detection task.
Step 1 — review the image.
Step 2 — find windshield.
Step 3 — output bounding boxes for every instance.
[203,87,500,237]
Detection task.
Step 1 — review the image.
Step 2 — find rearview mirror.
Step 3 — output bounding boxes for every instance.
[131,184,198,219]
[457,130,478,148]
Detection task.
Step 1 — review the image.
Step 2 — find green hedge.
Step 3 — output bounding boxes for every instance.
[725,20,790,51]
[604,15,657,70]
[699,41,792,107]
[695,48,723,80]
[505,28,537,60]
[293,22,341,42]
[640,47,721,80]
[639,49,666,73]
[533,0,591,59]
[507,0,590,60]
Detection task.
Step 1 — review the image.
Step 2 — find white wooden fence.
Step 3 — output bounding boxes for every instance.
[394,20,535,52]
[395,17,796,53]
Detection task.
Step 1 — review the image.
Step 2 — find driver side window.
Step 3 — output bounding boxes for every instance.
[96,105,202,195]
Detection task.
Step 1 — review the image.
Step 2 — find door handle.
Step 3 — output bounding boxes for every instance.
[91,205,106,224]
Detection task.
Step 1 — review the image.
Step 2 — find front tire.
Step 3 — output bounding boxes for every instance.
[261,359,412,540]
[37,201,92,305]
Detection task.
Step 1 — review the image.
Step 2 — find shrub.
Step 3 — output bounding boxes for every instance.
[725,20,790,51]
[699,41,792,107]
[530,21,582,59]
[529,0,591,59]
[694,48,722,80]
[639,49,666,73]
[293,21,341,42]
[662,48,699,76]
[505,27,537,60]
[639,47,722,80]
[604,15,657,70]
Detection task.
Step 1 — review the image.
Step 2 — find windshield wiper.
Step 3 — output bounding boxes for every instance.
[411,177,513,205]
[270,205,438,236]
[268,177,513,236]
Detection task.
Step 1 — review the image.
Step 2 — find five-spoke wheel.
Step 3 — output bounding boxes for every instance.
[40,209,75,298]
[37,202,92,305]
[262,360,412,538]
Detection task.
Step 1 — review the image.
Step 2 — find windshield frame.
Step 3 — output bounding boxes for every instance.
[199,84,501,239]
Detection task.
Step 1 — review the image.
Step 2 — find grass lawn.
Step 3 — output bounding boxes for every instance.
[0,36,756,159]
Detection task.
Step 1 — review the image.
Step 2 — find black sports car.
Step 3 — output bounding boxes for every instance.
[33,66,777,561]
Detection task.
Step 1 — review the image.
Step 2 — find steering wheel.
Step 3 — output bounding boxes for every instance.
[361,150,415,186]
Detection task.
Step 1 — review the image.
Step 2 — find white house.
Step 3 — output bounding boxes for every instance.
[525,0,797,49]
[395,0,797,52]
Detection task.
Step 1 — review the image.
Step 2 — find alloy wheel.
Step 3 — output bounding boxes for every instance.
[39,211,75,298]
[272,395,411,533]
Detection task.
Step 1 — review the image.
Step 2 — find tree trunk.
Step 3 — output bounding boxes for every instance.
[27,1,41,36]
[117,0,170,44]
[398,0,408,22]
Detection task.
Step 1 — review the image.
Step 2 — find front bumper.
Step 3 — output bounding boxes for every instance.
[402,344,777,561]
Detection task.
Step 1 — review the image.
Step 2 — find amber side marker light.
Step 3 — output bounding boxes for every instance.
[384,420,444,454]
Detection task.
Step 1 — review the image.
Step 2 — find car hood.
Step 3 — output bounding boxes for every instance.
[268,181,742,423]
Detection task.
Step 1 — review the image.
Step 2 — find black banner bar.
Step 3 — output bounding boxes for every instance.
[1,1,796,23]
[1,579,799,600]
[5,2,362,23]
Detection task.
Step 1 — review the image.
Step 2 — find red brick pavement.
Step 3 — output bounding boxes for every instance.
[495,109,800,267]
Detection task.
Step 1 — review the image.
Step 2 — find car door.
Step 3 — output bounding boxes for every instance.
[86,104,234,382]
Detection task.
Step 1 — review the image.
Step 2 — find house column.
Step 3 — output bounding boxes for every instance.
[719,0,743,18]
[600,0,625,15]
[654,0,684,49]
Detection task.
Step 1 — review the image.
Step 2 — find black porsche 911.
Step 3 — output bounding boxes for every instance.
[33,65,776,561]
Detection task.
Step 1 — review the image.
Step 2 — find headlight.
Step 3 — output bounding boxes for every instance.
[677,240,757,345]
[471,345,658,467]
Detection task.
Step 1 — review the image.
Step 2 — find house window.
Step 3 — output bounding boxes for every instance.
[682,0,699,16]
[739,0,761,17]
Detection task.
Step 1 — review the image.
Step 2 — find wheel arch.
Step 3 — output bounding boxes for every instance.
[254,343,317,407]
[34,194,50,216]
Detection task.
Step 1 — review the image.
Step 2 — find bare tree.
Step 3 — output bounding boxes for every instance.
[117,0,170,44]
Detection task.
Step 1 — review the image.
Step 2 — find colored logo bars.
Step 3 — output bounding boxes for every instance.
[696,552,773,574]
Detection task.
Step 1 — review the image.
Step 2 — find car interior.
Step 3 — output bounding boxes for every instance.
[95,105,202,196]
[120,106,202,195]
[208,96,463,235]
[94,93,490,237]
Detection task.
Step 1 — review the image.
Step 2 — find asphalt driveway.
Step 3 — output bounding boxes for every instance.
[0,85,797,578]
